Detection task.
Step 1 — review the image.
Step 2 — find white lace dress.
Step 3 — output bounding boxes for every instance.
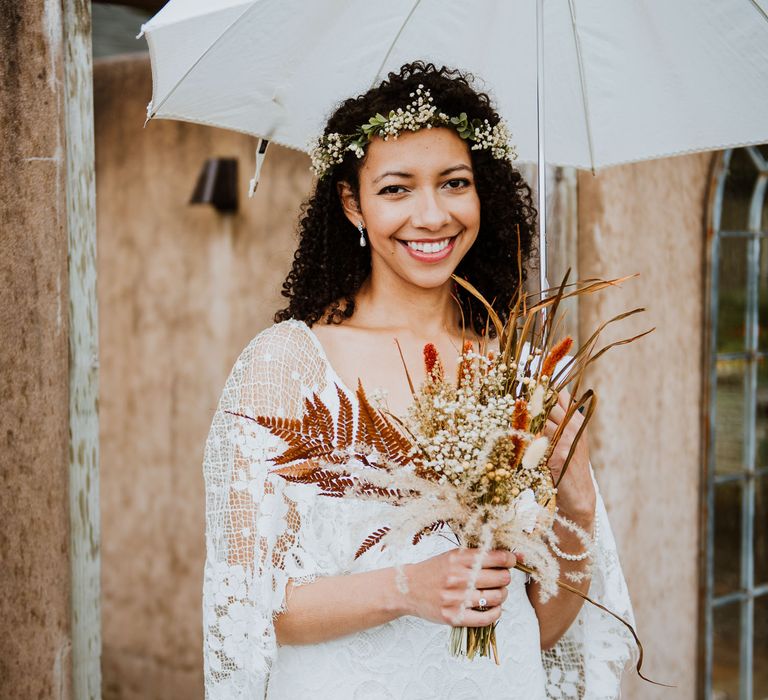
[202,319,636,699]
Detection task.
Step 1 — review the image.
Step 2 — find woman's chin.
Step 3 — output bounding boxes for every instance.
[396,266,458,291]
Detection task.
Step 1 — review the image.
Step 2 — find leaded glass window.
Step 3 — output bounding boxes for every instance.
[704,146,768,699]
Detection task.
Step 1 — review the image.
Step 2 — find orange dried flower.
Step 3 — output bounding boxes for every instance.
[485,350,495,374]
[541,336,573,379]
[457,340,475,386]
[507,398,531,468]
[423,343,444,382]
[509,435,525,469]
[511,398,530,431]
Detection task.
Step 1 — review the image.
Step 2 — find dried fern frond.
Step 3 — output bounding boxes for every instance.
[356,527,392,558]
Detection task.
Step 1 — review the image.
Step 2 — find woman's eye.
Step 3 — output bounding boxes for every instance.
[377,185,408,195]
[444,178,471,189]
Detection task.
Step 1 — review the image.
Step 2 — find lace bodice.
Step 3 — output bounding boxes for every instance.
[202,319,636,699]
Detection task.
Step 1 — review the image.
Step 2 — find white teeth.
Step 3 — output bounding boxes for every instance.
[406,238,451,253]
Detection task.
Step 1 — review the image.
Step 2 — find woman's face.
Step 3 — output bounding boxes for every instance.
[339,127,481,290]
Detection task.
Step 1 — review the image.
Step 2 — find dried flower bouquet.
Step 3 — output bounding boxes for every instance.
[229,264,653,667]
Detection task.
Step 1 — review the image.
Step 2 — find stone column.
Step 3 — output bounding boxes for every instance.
[577,154,712,698]
[0,1,100,697]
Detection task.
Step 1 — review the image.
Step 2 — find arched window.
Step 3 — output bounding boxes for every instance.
[703,146,768,698]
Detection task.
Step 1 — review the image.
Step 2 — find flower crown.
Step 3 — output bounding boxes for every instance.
[309,85,517,178]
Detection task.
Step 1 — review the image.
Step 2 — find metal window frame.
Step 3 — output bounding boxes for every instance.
[701,146,768,700]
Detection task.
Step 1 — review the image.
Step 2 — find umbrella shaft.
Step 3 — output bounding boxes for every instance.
[536,0,548,305]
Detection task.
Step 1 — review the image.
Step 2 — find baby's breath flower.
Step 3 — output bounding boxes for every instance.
[308,87,516,178]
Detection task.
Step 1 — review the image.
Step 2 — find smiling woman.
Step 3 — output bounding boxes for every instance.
[338,128,481,289]
[276,62,536,336]
[201,61,636,699]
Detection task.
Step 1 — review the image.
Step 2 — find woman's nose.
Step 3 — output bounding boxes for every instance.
[411,190,452,231]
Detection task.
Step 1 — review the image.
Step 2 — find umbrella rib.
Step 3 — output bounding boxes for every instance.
[567,0,596,175]
[369,0,425,89]
[148,3,259,120]
[747,0,768,23]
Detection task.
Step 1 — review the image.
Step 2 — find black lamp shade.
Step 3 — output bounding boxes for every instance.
[190,158,238,213]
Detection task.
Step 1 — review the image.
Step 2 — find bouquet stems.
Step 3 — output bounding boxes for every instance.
[450,623,500,664]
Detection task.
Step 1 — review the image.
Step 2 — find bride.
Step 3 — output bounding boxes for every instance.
[202,62,635,699]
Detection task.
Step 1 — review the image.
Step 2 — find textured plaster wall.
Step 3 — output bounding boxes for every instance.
[577,155,712,699]
[94,55,310,699]
[0,2,74,698]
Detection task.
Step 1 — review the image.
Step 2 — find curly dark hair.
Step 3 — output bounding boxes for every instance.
[275,61,538,336]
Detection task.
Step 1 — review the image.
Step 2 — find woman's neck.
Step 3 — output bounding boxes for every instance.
[350,268,460,338]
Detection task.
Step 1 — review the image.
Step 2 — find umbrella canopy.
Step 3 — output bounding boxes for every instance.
[140,0,768,170]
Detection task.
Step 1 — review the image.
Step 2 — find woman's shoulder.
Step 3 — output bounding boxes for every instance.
[230,318,328,384]
[243,317,312,351]
[213,319,331,417]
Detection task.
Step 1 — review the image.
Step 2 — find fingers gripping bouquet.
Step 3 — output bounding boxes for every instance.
[229,267,652,664]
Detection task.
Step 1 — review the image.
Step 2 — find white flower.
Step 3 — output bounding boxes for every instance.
[369,387,389,407]
[213,563,249,606]
[256,491,289,546]
[546,666,580,698]
[514,489,540,533]
[522,435,549,470]
[528,384,545,417]
[218,601,267,668]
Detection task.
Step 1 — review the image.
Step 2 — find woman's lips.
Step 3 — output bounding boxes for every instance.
[398,234,458,263]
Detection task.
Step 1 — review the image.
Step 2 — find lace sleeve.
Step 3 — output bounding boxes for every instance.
[202,321,326,699]
[541,468,637,699]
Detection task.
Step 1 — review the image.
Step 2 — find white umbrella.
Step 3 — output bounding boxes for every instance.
[139,0,768,286]
[140,0,768,166]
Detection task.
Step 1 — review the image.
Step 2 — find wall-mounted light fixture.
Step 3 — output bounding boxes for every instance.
[190,158,238,213]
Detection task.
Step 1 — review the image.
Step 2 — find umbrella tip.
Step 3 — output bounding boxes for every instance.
[143,101,154,129]
[248,139,270,198]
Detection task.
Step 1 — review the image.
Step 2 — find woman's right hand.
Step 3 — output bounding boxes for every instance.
[401,548,517,627]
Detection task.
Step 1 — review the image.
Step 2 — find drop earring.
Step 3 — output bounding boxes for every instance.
[357,221,367,247]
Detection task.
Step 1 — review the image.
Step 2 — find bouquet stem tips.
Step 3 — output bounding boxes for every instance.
[450,624,500,665]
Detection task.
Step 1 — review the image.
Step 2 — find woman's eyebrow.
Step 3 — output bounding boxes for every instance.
[372,163,472,184]
[439,164,473,176]
[373,170,412,183]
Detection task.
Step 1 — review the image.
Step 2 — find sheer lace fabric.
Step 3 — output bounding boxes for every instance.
[202,319,636,699]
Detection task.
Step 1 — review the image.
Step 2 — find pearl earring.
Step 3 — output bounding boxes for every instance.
[357,221,367,247]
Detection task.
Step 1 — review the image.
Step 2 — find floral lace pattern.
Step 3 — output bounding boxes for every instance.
[202,320,636,699]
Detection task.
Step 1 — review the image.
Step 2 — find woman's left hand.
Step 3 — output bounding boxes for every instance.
[541,387,596,521]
